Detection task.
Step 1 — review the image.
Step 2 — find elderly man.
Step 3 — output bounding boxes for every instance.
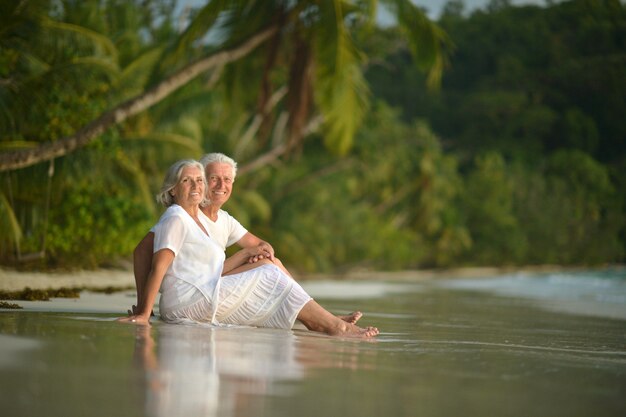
[131,153,362,324]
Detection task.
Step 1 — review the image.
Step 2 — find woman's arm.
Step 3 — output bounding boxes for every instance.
[222,244,271,275]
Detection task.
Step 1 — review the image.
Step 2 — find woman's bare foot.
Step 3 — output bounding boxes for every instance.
[338,311,362,324]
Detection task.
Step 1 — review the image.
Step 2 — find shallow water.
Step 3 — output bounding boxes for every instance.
[1,268,625,417]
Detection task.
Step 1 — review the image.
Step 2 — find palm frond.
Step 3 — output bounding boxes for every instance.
[151,0,232,82]
[226,189,272,226]
[110,151,156,216]
[41,17,119,62]
[114,47,165,99]
[383,0,452,88]
[176,117,204,145]
[314,1,370,155]
[68,56,120,76]
[150,88,219,127]
[17,51,51,79]
[238,189,272,223]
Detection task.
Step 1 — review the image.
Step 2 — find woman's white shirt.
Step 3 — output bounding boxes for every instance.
[153,205,225,323]
[150,208,247,251]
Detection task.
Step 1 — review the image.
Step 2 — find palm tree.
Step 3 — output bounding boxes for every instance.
[0,0,449,265]
[0,0,449,172]
[150,0,450,159]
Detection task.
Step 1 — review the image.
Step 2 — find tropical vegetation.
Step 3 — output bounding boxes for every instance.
[0,0,623,272]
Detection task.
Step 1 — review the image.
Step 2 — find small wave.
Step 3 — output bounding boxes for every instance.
[434,269,626,320]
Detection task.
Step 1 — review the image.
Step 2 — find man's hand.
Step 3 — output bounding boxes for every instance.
[247,242,275,263]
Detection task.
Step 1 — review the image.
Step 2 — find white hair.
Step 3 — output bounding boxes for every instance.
[199,152,238,180]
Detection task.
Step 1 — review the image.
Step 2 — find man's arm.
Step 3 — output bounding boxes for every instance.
[236,232,275,260]
[226,232,293,278]
[220,232,274,275]
[120,248,174,324]
[132,232,154,313]
[222,234,273,275]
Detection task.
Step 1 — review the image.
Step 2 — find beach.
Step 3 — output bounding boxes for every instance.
[0,263,590,292]
[1,266,625,417]
[0,266,137,292]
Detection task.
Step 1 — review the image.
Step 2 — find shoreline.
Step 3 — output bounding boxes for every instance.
[0,267,136,292]
[1,264,621,292]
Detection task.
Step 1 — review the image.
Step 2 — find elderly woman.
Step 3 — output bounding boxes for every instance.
[132,153,362,324]
[119,159,378,338]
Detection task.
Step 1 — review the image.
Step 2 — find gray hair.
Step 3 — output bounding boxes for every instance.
[199,152,238,180]
[156,159,206,207]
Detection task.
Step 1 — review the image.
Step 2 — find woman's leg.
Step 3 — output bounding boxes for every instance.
[223,259,371,332]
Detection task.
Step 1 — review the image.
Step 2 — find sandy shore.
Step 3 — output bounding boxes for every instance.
[0,267,136,292]
[0,264,596,292]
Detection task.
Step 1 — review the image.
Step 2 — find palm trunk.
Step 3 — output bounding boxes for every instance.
[0,26,277,172]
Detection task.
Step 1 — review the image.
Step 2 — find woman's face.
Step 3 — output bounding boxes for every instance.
[171,166,205,208]
[205,162,234,207]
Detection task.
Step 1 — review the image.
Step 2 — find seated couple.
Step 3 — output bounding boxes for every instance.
[119,154,379,338]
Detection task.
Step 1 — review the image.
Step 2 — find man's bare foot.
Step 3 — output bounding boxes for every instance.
[338,311,362,324]
[330,321,379,338]
[296,300,378,338]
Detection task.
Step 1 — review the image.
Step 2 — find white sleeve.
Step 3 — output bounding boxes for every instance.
[150,207,176,233]
[153,215,187,255]
[224,212,248,247]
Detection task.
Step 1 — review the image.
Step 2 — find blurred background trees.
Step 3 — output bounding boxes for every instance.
[0,0,623,271]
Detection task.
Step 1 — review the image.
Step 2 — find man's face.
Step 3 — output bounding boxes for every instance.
[205,162,234,206]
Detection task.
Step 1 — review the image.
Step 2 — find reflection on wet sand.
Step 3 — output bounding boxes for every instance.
[4,270,623,417]
[132,323,364,417]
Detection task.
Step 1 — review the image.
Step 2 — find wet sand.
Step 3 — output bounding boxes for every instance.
[1,268,625,417]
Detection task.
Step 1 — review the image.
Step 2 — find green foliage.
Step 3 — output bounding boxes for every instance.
[513,150,623,264]
[245,102,467,272]
[267,165,421,272]
[362,0,625,266]
[353,103,470,267]
[459,152,526,265]
[315,17,371,156]
[46,179,152,268]
[1,0,624,271]
[0,0,185,266]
